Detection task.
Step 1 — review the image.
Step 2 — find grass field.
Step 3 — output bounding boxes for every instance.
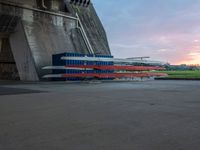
[154,70,200,79]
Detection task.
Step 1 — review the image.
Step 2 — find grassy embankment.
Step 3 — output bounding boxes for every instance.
[154,70,200,79]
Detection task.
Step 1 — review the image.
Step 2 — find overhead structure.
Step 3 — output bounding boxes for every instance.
[70,0,91,7]
[0,0,110,81]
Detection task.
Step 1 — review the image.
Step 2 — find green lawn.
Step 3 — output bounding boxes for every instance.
[154,70,200,78]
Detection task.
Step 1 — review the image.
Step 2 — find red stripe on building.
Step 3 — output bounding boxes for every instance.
[65,65,165,71]
[62,73,167,78]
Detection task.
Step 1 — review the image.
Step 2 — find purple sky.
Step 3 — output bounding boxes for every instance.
[93,0,200,64]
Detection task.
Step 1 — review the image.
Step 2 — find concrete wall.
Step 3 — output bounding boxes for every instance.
[0,0,111,81]
[70,4,111,55]
[0,38,19,80]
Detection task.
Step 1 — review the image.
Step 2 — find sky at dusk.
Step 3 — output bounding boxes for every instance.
[93,0,200,65]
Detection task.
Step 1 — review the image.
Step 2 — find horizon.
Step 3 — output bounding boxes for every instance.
[93,0,200,65]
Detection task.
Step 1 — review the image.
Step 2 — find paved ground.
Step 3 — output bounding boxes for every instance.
[0,80,200,150]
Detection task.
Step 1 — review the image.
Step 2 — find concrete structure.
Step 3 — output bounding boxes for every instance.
[0,0,111,81]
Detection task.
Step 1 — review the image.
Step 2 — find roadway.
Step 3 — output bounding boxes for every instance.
[0,80,200,150]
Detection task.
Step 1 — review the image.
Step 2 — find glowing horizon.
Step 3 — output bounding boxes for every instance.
[93,0,200,65]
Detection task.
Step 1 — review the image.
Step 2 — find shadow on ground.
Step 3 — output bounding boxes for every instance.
[0,87,44,96]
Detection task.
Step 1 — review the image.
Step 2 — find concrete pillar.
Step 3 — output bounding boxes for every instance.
[51,0,60,11]
[9,21,39,81]
[0,39,2,53]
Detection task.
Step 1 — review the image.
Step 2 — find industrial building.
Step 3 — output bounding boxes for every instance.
[0,0,111,81]
[0,0,166,81]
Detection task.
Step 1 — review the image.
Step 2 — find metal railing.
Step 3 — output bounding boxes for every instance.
[75,13,94,54]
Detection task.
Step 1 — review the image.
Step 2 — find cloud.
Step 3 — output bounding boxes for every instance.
[110,43,141,49]
[188,52,200,56]
[93,0,200,64]
[157,49,168,52]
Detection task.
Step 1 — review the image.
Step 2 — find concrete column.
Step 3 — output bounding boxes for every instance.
[51,0,59,11]
[9,21,39,81]
[0,39,2,53]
